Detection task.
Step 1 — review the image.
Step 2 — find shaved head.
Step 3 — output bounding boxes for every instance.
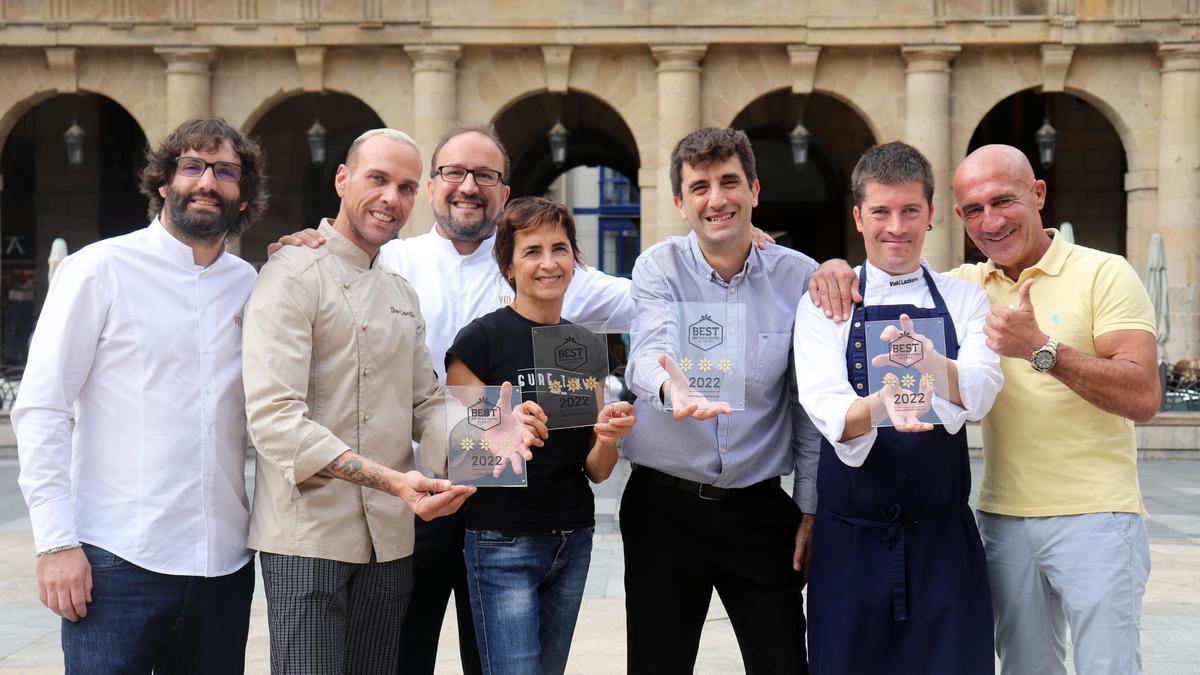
[952,144,1051,279]
[954,144,1034,202]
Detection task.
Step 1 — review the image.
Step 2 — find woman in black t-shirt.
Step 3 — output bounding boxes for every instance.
[445,197,635,675]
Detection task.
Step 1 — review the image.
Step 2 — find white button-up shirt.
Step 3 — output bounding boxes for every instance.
[14,219,257,577]
[378,229,634,382]
[793,260,1003,467]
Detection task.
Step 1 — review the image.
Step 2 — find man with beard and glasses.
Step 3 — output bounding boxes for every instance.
[243,128,532,674]
[271,125,632,675]
[13,117,267,673]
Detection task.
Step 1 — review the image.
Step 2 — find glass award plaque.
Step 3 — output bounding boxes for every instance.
[442,385,529,487]
[666,302,746,411]
[864,317,949,428]
[531,322,610,430]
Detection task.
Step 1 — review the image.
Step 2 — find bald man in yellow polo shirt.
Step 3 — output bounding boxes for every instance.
[951,145,1159,675]
[809,145,1159,675]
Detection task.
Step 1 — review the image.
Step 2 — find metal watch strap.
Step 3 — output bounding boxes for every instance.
[1031,336,1059,371]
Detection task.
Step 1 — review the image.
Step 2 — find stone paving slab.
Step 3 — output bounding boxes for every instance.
[3,458,1199,673]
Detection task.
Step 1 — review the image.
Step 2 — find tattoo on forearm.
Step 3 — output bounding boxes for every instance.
[328,452,391,492]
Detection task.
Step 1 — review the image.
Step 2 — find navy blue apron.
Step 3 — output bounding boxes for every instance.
[806,265,993,674]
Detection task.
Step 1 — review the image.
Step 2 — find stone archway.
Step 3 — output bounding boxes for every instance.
[491,90,642,275]
[491,90,640,199]
[241,92,384,265]
[731,88,876,264]
[0,92,147,367]
[966,89,1127,263]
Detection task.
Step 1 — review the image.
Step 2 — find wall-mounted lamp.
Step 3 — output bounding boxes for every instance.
[547,119,569,169]
[64,120,85,168]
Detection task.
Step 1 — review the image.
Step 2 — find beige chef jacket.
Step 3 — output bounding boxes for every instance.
[244,220,447,564]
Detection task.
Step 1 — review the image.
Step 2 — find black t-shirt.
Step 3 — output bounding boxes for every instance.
[445,306,597,534]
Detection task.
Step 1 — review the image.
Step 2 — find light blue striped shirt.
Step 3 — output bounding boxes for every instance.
[623,232,821,512]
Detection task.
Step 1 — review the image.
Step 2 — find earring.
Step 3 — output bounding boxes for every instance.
[926,223,933,231]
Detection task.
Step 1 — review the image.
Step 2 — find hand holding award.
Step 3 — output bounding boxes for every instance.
[659,354,734,421]
[865,313,949,431]
[594,401,636,443]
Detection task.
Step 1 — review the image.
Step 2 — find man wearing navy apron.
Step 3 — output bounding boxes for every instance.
[793,142,1004,673]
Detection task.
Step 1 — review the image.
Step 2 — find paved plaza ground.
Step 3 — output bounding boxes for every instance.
[2,457,1198,673]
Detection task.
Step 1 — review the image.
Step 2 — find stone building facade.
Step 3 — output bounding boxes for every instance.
[0,0,1196,364]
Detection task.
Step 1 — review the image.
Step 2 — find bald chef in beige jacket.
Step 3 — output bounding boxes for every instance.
[242,129,544,674]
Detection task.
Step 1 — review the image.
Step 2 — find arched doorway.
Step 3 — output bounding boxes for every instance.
[242,92,384,265]
[966,90,1127,263]
[731,89,876,264]
[0,93,147,368]
[492,91,641,277]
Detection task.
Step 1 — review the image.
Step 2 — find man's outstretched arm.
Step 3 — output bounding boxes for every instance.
[324,451,474,521]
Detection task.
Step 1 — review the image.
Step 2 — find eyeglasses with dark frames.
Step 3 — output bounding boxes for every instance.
[175,156,243,183]
[435,165,503,187]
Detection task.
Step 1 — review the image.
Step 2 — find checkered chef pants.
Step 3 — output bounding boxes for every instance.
[259,552,414,675]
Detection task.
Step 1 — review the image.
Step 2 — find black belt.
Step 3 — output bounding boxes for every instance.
[632,464,778,501]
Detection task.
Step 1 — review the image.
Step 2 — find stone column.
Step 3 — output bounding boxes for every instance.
[637,168,657,252]
[650,45,706,245]
[154,48,226,250]
[902,45,961,271]
[1157,44,1200,362]
[1123,169,1157,285]
[404,45,461,237]
[155,48,215,133]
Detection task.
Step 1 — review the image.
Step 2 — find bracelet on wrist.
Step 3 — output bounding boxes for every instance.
[36,543,83,558]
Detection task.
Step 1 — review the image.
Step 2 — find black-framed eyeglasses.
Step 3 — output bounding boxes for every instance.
[175,156,243,183]
[435,165,503,187]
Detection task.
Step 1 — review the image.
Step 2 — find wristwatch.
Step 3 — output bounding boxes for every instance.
[1031,336,1059,372]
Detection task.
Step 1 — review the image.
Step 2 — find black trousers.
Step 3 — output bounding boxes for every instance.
[396,512,483,675]
[620,469,809,675]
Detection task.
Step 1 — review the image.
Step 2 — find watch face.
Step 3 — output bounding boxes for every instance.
[1032,350,1055,371]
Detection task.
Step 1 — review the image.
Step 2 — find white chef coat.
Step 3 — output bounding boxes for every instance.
[14,219,257,576]
[378,229,634,382]
[793,260,1003,467]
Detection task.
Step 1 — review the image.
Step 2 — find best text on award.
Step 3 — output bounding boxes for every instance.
[864,316,949,428]
[531,322,610,430]
[667,302,746,411]
[442,384,529,487]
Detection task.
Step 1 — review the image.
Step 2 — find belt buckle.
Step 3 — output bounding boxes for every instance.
[697,483,724,501]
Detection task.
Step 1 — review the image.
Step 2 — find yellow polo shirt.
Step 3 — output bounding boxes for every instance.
[951,230,1156,517]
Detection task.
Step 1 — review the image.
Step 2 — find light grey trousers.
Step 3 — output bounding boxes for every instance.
[976,511,1151,675]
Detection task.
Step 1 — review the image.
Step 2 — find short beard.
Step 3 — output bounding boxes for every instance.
[435,192,496,244]
[164,186,243,244]
[438,213,495,243]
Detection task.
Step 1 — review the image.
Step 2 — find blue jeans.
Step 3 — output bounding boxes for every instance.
[464,528,594,675]
[61,543,254,674]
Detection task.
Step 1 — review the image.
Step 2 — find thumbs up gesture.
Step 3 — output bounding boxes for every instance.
[983,278,1048,359]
